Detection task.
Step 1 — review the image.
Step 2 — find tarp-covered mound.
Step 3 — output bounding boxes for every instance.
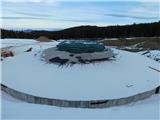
[57,40,105,53]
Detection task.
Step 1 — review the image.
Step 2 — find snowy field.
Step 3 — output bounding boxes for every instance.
[1,39,160,119]
[139,50,160,63]
[1,91,159,119]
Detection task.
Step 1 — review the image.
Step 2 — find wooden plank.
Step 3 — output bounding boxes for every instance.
[148,66,160,72]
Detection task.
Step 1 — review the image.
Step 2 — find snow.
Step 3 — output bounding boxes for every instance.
[1,39,160,119]
[1,91,160,119]
[139,50,160,63]
[0,38,38,48]
[99,37,141,42]
[99,38,118,42]
[1,39,159,100]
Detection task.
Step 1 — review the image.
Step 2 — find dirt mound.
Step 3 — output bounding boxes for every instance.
[36,36,51,42]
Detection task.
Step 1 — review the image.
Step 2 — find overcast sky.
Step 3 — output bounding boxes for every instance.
[0,0,159,30]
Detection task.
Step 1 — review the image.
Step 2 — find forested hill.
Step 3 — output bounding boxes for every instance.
[1,21,160,40]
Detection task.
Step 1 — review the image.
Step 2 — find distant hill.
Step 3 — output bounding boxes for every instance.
[1,21,160,40]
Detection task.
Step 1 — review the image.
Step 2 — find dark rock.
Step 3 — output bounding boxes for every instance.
[70,61,76,64]
[69,54,74,57]
[25,47,32,52]
[49,57,69,65]
[76,56,82,59]
[78,59,86,63]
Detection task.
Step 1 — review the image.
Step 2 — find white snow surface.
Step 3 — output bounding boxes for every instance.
[1,39,159,100]
[139,50,160,63]
[0,38,38,48]
[1,91,160,119]
[1,39,160,119]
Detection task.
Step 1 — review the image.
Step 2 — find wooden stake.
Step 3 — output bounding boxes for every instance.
[148,66,160,72]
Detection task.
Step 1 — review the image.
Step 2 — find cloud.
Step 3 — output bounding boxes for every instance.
[2,0,159,2]
[2,0,58,4]
[4,9,50,17]
[131,2,159,15]
[1,16,43,20]
[0,16,94,23]
[104,13,159,19]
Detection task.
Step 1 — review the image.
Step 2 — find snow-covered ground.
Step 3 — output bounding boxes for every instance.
[99,37,149,42]
[1,39,160,119]
[1,91,159,119]
[0,38,38,48]
[139,50,160,63]
[1,39,159,100]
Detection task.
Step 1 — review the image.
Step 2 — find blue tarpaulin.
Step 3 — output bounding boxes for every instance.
[57,40,105,53]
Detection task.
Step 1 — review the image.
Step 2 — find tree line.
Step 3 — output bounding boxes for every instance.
[1,21,160,40]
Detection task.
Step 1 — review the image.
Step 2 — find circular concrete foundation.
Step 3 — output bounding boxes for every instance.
[1,84,159,108]
[1,41,160,108]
